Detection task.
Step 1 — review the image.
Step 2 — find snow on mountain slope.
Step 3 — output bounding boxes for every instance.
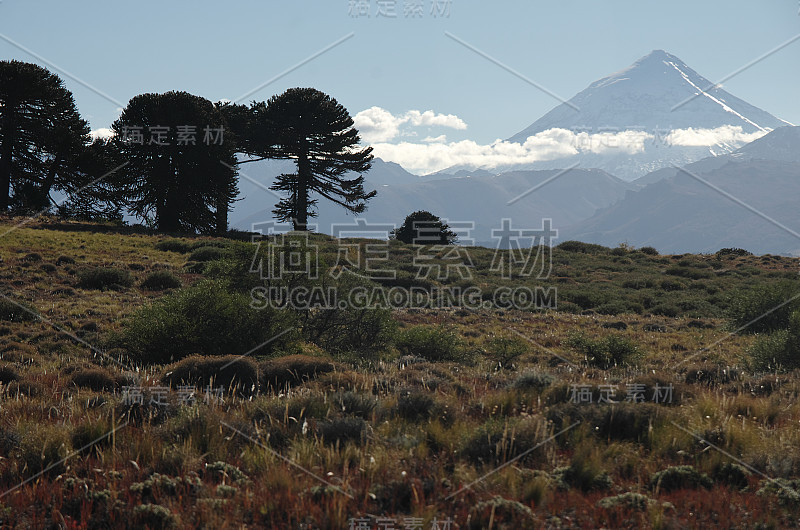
[471,50,793,180]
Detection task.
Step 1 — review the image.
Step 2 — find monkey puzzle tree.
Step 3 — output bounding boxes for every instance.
[0,60,91,212]
[110,91,238,233]
[254,88,375,231]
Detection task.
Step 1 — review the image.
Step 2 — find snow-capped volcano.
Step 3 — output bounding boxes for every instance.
[483,50,793,180]
[510,50,790,140]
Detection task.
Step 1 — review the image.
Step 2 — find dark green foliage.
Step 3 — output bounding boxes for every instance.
[331,391,376,418]
[484,335,528,368]
[716,247,753,258]
[597,492,652,510]
[251,88,374,230]
[510,371,555,391]
[132,504,178,530]
[317,417,367,446]
[712,462,750,490]
[141,270,181,291]
[0,60,91,212]
[638,246,659,255]
[747,310,800,371]
[259,354,335,390]
[650,465,712,492]
[0,363,20,384]
[395,325,464,362]
[552,447,612,492]
[161,355,258,395]
[155,239,192,253]
[111,91,238,233]
[391,210,458,244]
[77,267,133,290]
[566,332,642,368]
[396,390,436,421]
[556,241,609,254]
[0,298,39,322]
[120,280,297,364]
[187,246,229,262]
[69,367,117,391]
[71,420,114,456]
[727,280,800,334]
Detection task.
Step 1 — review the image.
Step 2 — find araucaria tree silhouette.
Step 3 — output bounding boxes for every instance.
[111,91,238,233]
[258,88,375,231]
[0,60,91,212]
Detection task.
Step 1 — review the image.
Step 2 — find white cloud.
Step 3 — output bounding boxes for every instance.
[90,128,115,140]
[353,107,468,143]
[367,125,768,174]
[664,125,767,147]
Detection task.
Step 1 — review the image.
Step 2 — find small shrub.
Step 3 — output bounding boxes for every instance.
[395,325,464,363]
[484,335,528,368]
[205,461,250,484]
[712,462,750,490]
[317,417,367,446]
[162,355,259,395]
[332,391,376,418]
[133,504,178,530]
[639,246,659,255]
[726,280,800,334]
[396,390,436,421]
[260,355,334,390]
[598,492,653,510]
[69,367,118,391]
[155,239,192,253]
[71,420,114,456]
[0,298,39,322]
[756,477,800,507]
[566,332,642,368]
[141,270,182,291]
[467,496,536,530]
[55,255,75,265]
[509,371,554,392]
[556,241,609,254]
[650,465,712,492]
[120,280,297,364]
[188,246,229,262]
[77,267,133,290]
[0,363,20,384]
[747,310,800,371]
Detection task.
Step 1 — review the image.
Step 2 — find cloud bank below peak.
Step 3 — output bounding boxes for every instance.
[365,124,767,175]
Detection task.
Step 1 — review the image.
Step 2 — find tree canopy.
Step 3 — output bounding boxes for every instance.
[251,88,375,231]
[0,60,91,212]
[110,91,238,233]
[391,210,458,245]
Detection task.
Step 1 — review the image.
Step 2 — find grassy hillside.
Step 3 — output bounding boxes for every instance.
[0,218,798,528]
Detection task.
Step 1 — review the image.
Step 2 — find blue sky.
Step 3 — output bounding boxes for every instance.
[2,0,798,173]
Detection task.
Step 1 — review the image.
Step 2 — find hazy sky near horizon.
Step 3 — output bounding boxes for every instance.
[2,0,798,173]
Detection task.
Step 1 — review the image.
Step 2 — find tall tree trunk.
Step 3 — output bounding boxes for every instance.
[0,108,14,212]
[215,192,228,234]
[157,156,180,232]
[294,150,310,231]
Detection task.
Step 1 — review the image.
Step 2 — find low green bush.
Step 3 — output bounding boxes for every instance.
[650,465,712,492]
[119,280,297,364]
[77,267,133,290]
[566,332,642,368]
[141,270,182,291]
[395,325,464,363]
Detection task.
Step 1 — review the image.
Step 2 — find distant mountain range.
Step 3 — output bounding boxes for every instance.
[229,51,799,255]
[230,158,635,246]
[563,126,800,255]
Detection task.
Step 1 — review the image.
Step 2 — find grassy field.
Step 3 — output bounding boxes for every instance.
[0,217,798,528]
